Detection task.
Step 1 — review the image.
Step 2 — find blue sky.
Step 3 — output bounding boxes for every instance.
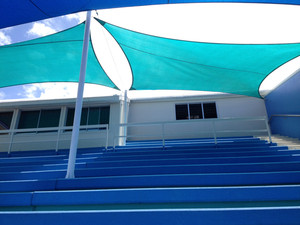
[1,3,300,100]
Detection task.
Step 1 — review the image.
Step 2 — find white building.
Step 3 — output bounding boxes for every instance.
[0,93,269,153]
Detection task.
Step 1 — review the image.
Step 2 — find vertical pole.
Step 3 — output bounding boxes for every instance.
[105,124,108,150]
[162,123,165,149]
[8,109,19,154]
[65,11,92,179]
[123,90,128,145]
[212,121,217,145]
[55,128,61,152]
[264,117,272,143]
[8,131,14,154]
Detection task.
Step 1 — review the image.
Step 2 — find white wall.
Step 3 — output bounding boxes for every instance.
[0,94,269,152]
[127,94,268,140]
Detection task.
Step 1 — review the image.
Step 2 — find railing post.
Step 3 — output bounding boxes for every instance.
[162,123,165,149]
[264,117,272,143]
[105,124,109,150]
[212,121,217,145]
[8,131,14,155]
[113,124,116,151]
[55,128,61,153]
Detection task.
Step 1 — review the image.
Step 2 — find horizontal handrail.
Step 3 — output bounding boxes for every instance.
[269,114,300,122]
[113,116,272,149]
[0,124,108,134]
[0,124,109,154]
[118,116,267,128]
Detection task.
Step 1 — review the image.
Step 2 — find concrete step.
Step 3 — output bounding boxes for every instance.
[258,135,300,150]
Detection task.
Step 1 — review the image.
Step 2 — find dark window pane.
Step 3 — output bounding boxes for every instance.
[176,104,188,120]
[0,112,13,130]
[66,108,90,127]
[88,107,100,125]
[80,108,88,126]
[18,110,39,129]
[67,106,110,129]
[39,109,61,128]
[203,103,217,119]
[66,108,75,126]
[100,107,110,124]
[189,104,203,119]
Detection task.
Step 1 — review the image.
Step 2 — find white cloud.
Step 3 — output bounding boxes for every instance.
[20,83,120,100]
[27,22,57,37]
[21,84,43,99]
[63,12,86,23]
[0,31,11,46]
[0,91,6,100]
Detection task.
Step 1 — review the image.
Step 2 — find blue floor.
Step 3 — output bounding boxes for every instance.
[0,137,300,224]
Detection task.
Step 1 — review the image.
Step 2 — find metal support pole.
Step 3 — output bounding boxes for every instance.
[212,121,217,145]
[8,131,14,154]
[65,11,92,179]
[123,90,128,145]
[55,128,61,152]
[264,117,273,143]
[162,123,165,149]
[105,124,109,150]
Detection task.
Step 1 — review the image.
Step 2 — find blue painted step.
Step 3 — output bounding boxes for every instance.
[1,161,300,181]
[1,185,299,207]
[0,207,300,225]
[1,171,300,192]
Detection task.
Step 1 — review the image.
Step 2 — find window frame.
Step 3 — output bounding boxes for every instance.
[65,106,110,130]
[175,102,218,120]
[17,108,61,131]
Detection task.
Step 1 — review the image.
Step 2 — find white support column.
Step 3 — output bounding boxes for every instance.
[65,11,92,179]
[123,90,128,144]
[8,109,20,154]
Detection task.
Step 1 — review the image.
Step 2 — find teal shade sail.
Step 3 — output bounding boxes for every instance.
[98,19,300,98]
[0,23,117,90]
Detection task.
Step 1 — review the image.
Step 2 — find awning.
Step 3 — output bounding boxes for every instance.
[0,22,117,90]
[98,19,300,98]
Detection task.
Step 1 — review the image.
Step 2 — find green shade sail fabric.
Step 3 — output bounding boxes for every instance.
[2,19,300,98]
[98,19,300,98]
[0,23,117,90]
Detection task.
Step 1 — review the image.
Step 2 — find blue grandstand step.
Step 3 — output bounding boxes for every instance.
[0,155,67,163]
[116,141,275,151]
[94,149,297,161]
[1,161,300,181]
[1,162,87,173]
[0,207,300,225]
[1,185,300,209]
[86,155,300,168]
[0,185,298,208]
[95,145,288,156]
[1,171,299,192]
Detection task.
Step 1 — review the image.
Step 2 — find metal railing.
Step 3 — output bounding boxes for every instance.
[269,114,300,122]
[113,116,272,149]
[0,124,109,154]
[0,117,273,153]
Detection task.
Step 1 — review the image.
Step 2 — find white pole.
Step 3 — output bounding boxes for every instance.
[123,90,128,144]
[65,11,92,179]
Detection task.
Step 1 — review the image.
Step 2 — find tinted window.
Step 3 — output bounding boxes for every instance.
[66,106,110,127]
[39,109,61,128]
[189,104,203,119]
[175,104,188,120]
[203,103,217,119]
[0,112,13,130]
[18,110,39,129]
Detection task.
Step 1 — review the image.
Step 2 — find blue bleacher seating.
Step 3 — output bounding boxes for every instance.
[0,137,299,224]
